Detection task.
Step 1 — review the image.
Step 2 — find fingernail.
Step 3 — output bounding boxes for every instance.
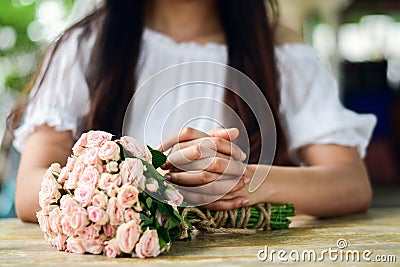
[165,174,171,180]
[244,177,251,185]
[241,199,250,206]
[157,144,163,151]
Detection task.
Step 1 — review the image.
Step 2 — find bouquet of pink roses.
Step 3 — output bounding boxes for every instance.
[37,130,191,258]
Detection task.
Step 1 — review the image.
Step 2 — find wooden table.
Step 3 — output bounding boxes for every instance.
[0,208,399,266]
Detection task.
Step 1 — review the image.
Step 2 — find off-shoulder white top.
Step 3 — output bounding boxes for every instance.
[13,26,377,162]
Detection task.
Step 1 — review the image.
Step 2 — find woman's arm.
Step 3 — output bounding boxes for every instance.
[15,125,74,222]
[270,145,372,217]
[162,128,372,217]
[207,144,372,217]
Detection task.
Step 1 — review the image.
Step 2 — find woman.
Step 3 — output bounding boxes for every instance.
[10,0,376,222]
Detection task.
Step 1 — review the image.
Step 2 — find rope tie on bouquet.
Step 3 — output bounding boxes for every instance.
[180,203,272,235]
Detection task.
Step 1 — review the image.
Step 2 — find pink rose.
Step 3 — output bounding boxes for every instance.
[134,228,161,258]
[37,210,51,234]
[124,208,140,224]
[117,184,139,208]
[60,195,80,216]
[66,157,76,171]
[61,216,74,236]
[57,167,69,184]
[39,170,62,208]
[54,233,67,251]
[50,163,61,174]
[66,237,85,254]
[72,132,88,156]
[92,192,108,209]
[87,206,108,225]
[106,161,119,173]
[103,224,118,238]
[82,147,101,167]
[74,185,94,207]
[76,225,100,241]
[136,174,146,192]
[48,207,63,234]
[78,167,99,188]
[164,188,184,207]
[98,173,112,190]
[155,210,170,228]
[83,237,105,255]
[69,208,89,232]
[145,178,159,193]
[119,158,145,186]
[86,130,113,147]
[119,136,152,163]
[106,184,119,197]
[115,221,140,253]
[104,238,121,258]
[99,141,120,161]
[106,197,124,225]
[98,173,121,190]
[63,176,77,190]
[64,159,85,189]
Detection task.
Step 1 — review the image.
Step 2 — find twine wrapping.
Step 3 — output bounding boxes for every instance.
[179,203,272,236]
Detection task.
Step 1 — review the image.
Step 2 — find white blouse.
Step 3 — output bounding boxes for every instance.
[13,26,377,162]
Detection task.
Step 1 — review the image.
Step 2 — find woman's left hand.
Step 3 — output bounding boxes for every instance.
[158,127,253,209]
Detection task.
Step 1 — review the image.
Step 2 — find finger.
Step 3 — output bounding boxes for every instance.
[202,197,250,210]
[166,173,242,194]
[169,127,239,154]
[179,189,225,206]
[172,157,245,176]
[179,185,249,207]
[230,177,250,193]
[161,153,229,171]
[166,171,248,193]
[179,180,241,195]
[167,167,183,173]
[208,127,239,141]
[157,127,209,152]
[163,146,230,169]
[171,137,246,161]
[166,171,224,186]
[217,186,248,200]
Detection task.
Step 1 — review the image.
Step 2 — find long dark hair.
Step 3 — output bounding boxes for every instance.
[8,0,288,165]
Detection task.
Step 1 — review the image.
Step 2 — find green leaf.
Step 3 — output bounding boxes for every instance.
[158,235,169,251]
[156,201,172,217]
[157,227,171,244]
[147,146,167,169]
[140,213,149,221]
[173,207,184,222]
[146,197,153,209]
[140,217,154,228]
[167,217,180,230]
[141,159,166,183]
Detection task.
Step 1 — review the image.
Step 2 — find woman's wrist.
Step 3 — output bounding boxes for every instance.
[244,164,274,205]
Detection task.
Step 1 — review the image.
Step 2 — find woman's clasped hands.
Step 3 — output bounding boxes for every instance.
[158,127,254,210]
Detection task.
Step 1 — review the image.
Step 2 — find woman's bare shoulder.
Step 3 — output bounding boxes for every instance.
[274,25,305,46]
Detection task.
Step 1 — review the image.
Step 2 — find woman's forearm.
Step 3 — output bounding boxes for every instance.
[247,162,372,217]
[15,126,74,223]
[15,168,47,222]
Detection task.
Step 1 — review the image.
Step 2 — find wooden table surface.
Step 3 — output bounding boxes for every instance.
[0,208,399,266]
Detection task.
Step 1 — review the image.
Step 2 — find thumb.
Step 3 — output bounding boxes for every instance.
[208,127,239,141]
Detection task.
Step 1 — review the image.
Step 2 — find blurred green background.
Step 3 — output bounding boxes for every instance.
[0,0,75,217]
[0,0,75,138]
